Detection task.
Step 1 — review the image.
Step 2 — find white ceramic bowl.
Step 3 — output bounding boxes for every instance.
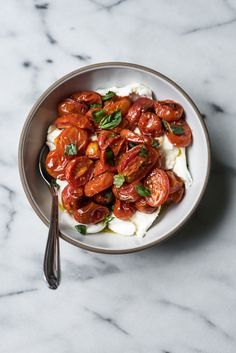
[19,62,211,254]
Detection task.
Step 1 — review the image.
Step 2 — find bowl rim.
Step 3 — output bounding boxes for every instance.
[18,61,211,254]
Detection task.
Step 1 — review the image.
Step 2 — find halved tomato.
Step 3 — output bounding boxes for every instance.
[166,120,192,147]
[65,156,94,187]
[138,112,163,137]
[104,96,132,115]
[167,186,185,204]
[112,181,141,203]
[126,97,154,126]
[113,200,136,220]
[166,171,183,194]
[154,100,183,122]
[71,91,102,105]
[93,189,114,205]
[61,184,84,212]
[55,126,89,156]
[135,198,157,214]
[120,129,152,145]
[144,168,170,207]
[58,98,88,116]
[45,150,69,179]
[74,202,109,224]
[84,171,115,197]
[85,141,101,159]
[54,114,94,131]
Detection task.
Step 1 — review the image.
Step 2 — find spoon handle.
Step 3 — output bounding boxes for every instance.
[43,187,61,289]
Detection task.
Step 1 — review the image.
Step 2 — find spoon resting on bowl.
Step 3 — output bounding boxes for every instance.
[38,145,61,289]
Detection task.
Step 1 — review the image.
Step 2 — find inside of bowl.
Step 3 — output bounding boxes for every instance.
[21,64,210,252]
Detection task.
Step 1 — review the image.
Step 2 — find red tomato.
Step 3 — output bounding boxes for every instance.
[65,156,94,187]
[85,141,100,159]
[74,202,109,224]
[120,129,152,145]
[167,186,185,204]
[45,150,69,179]
[84,172,115,197]
[144,168,170,207]
[58,98,88,116]
[104,96,132,115]
[98,130,118,150]
[113,200,136,220]
[55,126,89,156]
[61,184,84,213]
[54,114,94,131]
[126,97,154,126]
[93,189,114,205]
[154,100,183,122]
[166,120,192,147]
[135,199,157,214]
[117,145,158,183]
[166,171,183,194]
[138,112,163,137]
[71,91,102,105]
[112,181,141,203]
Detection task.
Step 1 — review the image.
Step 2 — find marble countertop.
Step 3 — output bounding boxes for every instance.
[1,0,236,352]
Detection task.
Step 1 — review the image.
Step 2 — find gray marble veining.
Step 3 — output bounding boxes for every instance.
[0,0,236,352]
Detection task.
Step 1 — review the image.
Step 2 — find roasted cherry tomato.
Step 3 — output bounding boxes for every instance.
[166,171,183,194]
[71,91,102,105]
[135,198,157,214]
[54,114,94,131]
[74,202,109,224]
[93,160,116,176]
[117,145,158,183]
[65,156,94,187]
[166,120,192,147]
[61,184,84,213]
[58,98,88,116]
[85,141,100,159]
[93,189,114,205]
[138,112,163,137]
[120,129,152,145]
[55,126,89,156]
[144,168,170,207]
[167,186,185,204]
[112,181,141,203]
[126,97,154,126]
[113,200,136,220]
[84,171,115,197]
[154,100,183,122]
[104,96,132,115]
[45,150,69,179]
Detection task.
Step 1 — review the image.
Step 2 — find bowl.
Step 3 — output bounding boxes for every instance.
[19,62,211,254]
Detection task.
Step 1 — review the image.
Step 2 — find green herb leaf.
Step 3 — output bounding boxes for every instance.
[99,110,122,130]
[129,142,137,149]
[113,174,125,188]
[64,143,77,156]
[162,120,171,132]
[103,214,114,226]
[75,225,87,235]
[102,91,116,102]
[152,139,160,148]
[92,109,106,123]
[105,147,115,166]
[90,103,102,109]
[170,125,184,135]
[135,185,151,197]
[139,146,148,157]
[51,178,60,190]
[104,190,113,203]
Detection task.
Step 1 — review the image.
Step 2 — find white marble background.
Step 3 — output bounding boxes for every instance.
[0,0,236,352]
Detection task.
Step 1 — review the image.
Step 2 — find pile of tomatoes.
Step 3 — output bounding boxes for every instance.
[45,90,192,225]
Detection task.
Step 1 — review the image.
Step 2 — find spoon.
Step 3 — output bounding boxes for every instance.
[38,145,61,289]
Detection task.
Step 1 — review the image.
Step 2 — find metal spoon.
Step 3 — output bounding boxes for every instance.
[38,145,61,289]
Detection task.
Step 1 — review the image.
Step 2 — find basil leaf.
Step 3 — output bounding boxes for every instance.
[113,174,125,188]
[102,91,116,102]
[135,185,151,197]
[139,146,148,157]
[152,139,159,148]
[103,214,114,226]
[92,109,106,123]
[51,178,60,190]
[105,147,115,166]
[64,143,77,156]
[104,190,113,203]
[99,110,122,130]
[75,225,87,235]
[90,103,102,109]
[162,120,171,132]
[170,125,184,135]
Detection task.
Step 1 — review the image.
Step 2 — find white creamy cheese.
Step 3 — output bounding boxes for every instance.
[131,208,161,238]
[97,83,153,99]
[108,215,136,236]
[46,125,62,151]
[173,148,192,189]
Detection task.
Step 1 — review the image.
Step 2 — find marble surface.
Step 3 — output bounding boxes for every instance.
[0,0,236,352]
